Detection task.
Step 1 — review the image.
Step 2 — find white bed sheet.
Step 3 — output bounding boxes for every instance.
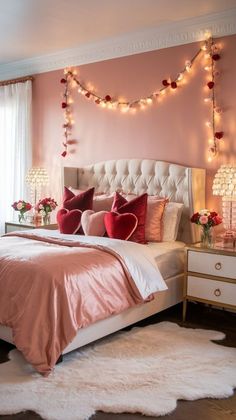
[147,241,185,280]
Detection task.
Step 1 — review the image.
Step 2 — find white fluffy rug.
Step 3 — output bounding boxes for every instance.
[0,322,236,420]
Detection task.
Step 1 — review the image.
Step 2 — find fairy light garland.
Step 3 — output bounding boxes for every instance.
[203,35,223,162]
[60,33,223,161]
[60,69,75,157]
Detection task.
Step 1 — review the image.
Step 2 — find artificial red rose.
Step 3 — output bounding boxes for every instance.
[85,92,91,98]
[61,150,67,157]
[171,81,177,89]
[212,54,220,61]
[61,102,67,108]
[162,79,170,87]
[215,131,224,139]
[210,211,217,217]
[105,95,111,102]
[190,212,199,223]
[60,78,66,84]
[95,99,100,104]
[207,81,214,89]
[212,215,222,225]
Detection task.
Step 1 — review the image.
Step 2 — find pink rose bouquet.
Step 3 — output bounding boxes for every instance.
[12,200,32,223]
[35,197,58,217]
[190,209,222,228]
[190,209,222,247]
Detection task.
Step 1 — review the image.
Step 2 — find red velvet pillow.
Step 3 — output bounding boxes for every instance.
[111,192,148,244]
[63,186,95,211]
[57,209,82,234]
[104,212,138,241]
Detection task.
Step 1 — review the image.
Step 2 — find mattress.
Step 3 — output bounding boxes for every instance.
[147,241,185,280]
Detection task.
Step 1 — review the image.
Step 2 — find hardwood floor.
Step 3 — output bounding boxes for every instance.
[0,302,235,420]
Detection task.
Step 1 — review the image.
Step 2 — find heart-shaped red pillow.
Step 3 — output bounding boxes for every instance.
[104,212,138,241]
[57,208,82,234]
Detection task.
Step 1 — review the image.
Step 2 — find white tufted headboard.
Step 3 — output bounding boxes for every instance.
[63,159,205,244]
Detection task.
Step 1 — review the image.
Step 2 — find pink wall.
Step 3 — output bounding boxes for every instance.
[32,34,236,211]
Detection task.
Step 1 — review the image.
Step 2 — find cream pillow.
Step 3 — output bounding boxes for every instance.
[163,202,184,241]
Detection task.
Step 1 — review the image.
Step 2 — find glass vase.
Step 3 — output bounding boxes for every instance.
[200,227,213,248]
[42,213,51,225]
[18,212,26,223]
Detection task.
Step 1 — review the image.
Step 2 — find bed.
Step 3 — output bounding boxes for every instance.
[0,159,205,374]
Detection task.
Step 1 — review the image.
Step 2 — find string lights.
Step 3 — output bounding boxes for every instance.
[203,33,223,162]
[60,69,75,157]
[61,33,223,162]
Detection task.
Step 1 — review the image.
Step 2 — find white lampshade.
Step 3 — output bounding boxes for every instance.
[212,164,236,198]
[26,167,49,187]
[26,167,49,206]
[212,164,236,232]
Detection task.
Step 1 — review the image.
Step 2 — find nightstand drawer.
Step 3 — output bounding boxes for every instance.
[188,250,236,280]
[187,275,236,306]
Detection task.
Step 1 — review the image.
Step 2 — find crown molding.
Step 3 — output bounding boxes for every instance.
[0,7,236,81]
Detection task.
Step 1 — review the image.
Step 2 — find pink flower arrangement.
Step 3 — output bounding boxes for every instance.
[190,209,222,229]
[35,197,58,216]
[12,200,32,213]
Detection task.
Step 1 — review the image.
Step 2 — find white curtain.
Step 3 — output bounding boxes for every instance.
[0,80,32,234]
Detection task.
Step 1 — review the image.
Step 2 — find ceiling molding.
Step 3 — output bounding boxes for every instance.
[0,7,236,81]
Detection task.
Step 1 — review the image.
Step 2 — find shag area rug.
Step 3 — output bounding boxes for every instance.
[0,321,235,420]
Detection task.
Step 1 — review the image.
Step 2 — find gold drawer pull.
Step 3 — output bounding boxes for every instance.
[214,288,221,297]
[215,262,222,270]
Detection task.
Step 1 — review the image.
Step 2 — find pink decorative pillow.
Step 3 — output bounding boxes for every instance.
[57,209,82,234]
[93,194,114,212]
[104,212,138,241]
[145,197,168,242]
[81,210,107,236]
[63,186,94,211]
[111,192,148,244]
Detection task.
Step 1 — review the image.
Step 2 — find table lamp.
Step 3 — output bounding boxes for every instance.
[26,167,49,206]
[212,164,236,235]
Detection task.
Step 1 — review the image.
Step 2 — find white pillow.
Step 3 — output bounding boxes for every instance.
[163,202,184,241]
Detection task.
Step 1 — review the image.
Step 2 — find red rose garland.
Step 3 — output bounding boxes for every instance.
[61,34,223,162]
[60,70,74,157]
[204,36,223,162]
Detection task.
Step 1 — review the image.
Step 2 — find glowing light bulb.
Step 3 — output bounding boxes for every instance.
[146,98,153,105]
[120,105,129,113]
[204,97,212,103]
[204,66,211,71]
[185,61,192,72]
[205,121,212,128]
[177,73,184,81]
[205,30,212,40]
[208,156,213,162]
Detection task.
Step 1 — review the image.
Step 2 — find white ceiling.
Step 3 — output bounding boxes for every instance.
[1,0,236,79]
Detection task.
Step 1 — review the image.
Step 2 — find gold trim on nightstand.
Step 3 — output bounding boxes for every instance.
[183,244,236,321]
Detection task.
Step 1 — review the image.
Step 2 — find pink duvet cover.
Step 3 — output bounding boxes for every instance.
[0,233,144,376]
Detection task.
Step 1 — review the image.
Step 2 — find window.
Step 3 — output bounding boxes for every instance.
[0,80,32,233]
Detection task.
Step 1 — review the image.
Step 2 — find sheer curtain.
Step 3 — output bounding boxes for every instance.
[0,80,32,233]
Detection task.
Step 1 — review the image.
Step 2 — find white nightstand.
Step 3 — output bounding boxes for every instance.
[183,243,236,321]
[5,220,58,234]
